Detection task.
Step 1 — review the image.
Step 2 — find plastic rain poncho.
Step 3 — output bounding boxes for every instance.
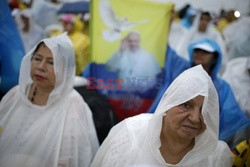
[176,13,227,68]
[222,57,250,116]
[0,33,99,167]
[16,9,45,53]
[223,16,250,61]
[91,65,232,167]
[31,0,60,29]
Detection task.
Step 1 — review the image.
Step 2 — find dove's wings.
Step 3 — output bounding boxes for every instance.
[103,29,121,42]
[99,0,120,28]
[145,0,169,3]
[120,19,148,31]
[99,0,149,41]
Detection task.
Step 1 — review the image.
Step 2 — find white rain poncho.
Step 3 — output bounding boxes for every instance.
[176,12,227,67]
[31,0,60,29]
[222,57,250,116]
[223,16,250,61]
[168,21,187,52]
[91,65,232,167]
[0,33,99,167]
[16,9,45,53]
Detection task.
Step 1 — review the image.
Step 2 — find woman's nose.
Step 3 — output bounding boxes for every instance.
[188,108,201,124]
[37,60,46,71]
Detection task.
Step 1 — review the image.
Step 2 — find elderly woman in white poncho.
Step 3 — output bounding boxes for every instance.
[91,65,232,167]
[0,33,99,167]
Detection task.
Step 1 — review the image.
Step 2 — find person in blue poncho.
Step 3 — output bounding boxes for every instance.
[180,7,198,29]
[148,38,250,141]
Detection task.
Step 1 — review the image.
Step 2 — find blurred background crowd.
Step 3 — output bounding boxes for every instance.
[1,0,250,165]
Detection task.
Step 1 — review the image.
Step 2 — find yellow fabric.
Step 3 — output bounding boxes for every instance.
[67,16,90,75]
[91,0,173,67]
[69,31,90,75]
[49,30,63,37]
[232,140,250,167]
[18,2,27,10]
[216,18,229,33]
[74,15,84,32]
[82,21,90,36]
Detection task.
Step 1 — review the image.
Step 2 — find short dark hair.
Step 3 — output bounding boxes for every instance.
[31,42,45,60]
[201,11,211,20]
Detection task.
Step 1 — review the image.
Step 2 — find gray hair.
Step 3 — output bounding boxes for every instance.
[127,31,141,40]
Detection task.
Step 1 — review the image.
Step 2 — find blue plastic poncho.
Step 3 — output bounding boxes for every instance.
[0,0,25,93]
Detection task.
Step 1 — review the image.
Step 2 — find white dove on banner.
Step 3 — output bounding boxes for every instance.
[99,0,148,42]
[145,0,169,3]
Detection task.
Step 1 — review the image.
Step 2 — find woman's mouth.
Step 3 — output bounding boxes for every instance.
[35,75,46,81]
[182,125,199,131]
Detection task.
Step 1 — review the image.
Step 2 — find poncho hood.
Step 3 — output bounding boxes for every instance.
[188,38,222,79]
[19,33,75,107]
[148,65,219,165]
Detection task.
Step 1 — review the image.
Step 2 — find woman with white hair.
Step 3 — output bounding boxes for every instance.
[91,65,232,167]
[0,33,99,167]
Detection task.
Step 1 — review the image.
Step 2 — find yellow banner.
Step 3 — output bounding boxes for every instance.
[91,0,173,67]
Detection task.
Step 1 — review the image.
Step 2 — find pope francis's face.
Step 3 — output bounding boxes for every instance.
[30,43,55,91]
[163,95,206,141]
[127,33,140,52]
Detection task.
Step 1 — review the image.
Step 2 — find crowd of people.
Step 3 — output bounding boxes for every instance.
[0,0,249,166]
[9,0,90,76]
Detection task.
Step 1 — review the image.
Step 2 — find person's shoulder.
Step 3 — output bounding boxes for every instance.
[215,140,233,159]
[217,140,232,152]
[66,89,87,104]
[125,113,152,130]
[214,140,232,158]
[126,113,152,121]
[139,48,153,56]
[215,77,237,101]
[208,141,231,157]
[207,140,233,166]
[223,57,247,77]
[108,113,151,137]
[0,85,20,106]
[2,85,20,99]
[99,114,151,151]
[214,76,231,90]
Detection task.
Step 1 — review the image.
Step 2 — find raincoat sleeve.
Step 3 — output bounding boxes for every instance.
[59,90,99,167]
[217,80,250,141]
